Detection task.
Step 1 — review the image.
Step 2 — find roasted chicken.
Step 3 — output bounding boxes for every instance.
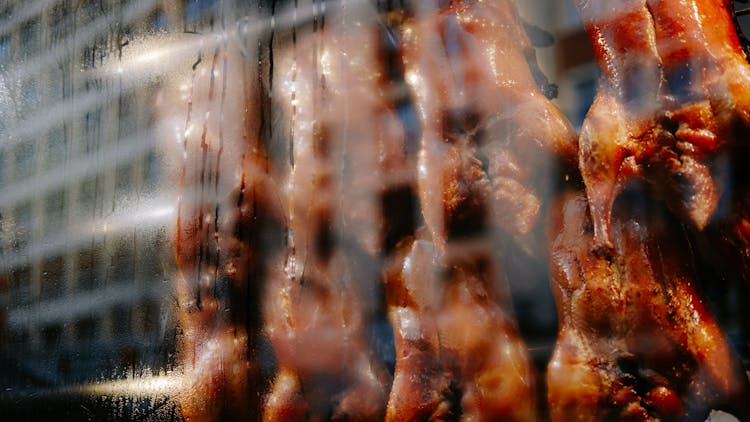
[547,190,749,421]
[575,0,750,254]
[384,236,537,421]
[400,0,578,249]
[162,37,283,420]
[261,22,391,421]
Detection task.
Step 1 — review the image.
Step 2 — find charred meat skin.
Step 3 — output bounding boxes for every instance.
[384,237,537,422]
[401,0,577,249]
[575,0,750,254]
[547,191,749,421]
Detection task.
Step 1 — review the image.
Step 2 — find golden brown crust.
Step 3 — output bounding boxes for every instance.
[575,0,750,254]
[547,190,749,421]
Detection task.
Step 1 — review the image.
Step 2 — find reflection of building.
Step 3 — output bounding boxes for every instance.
[0,0,219,387]
[519,0,596,130]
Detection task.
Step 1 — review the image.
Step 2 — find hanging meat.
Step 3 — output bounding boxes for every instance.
[384,236,537,421]
[161,36,284,420]
[546,190,750,421]
[574,0,750,254]
[400,0,578,250]
[261,21,391,421]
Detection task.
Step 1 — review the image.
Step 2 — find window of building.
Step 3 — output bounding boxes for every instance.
[0,150,5,186]
[19,19,39,59]
[77,248,100,291]
[558,0,583,33]
[45,127,67,170]
[83,107,102,154]
[13,141,36,181]
[110,238,135,284]
[139,300,160,335]
[18,78,39,117]
[115,162,133,198]
[79,0,103,26]
[7,328,30,348]
[111,305,132,339]
[47,67,65,104]
[118,92,137,137]
[41,324,62,349]
[12,201,33,250]
[151,9,168,32]
[143,150,159,189]
[75,317,99,342]
[0,36,9,65]
[44,189,66,232]
[184,0,219,27]
[50,1,72,43]
[80,176,101,214]
[40,256,65,299]
[139,235,163,281]
[568,65,598,129]
[9,265,32,305]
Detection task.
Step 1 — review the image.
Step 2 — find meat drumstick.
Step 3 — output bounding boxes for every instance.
[547,190,749,421]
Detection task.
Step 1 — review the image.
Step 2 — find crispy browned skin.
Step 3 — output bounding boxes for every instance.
[547,191,749,421]
[400,0,577,249]
[384,237,537,421]
[261,25,389,421]
[575,0,750,254]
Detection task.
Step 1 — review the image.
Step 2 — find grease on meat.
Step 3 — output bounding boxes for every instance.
[384,237,537,421]
[262,24,390,421]
[547,191,749,421]
[574,0,750,254]
[400,0,578,249]
[161,36,283,420]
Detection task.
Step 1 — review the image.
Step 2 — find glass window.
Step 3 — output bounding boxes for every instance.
[47,67,65,104]
[40,256,65,299]
[13,141,35,180]
[7,328,30,349]
[118,92,137,137]
[45,128,67,170]
[0,150,5,186]
[109,238,134,284]
[0,36,9,65]
[184,0,219,27]
[115,162,133,198]
[44,189,66,232]
[19,78,39,117]
[77,248,99,291]
[12,201,32,250]
[139,300,159,336]
[41,324,62,349]
[83,108,102,154]
[50,1,72,42]
[111,306,132,339]
[79,176,101,214]
[79,0,103,26]
[151,9,168,32]
[9,265,32,305]
[572,70,598,129]
[19,19,39,59]
[143,150,159,189]
[75,317,98,342]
